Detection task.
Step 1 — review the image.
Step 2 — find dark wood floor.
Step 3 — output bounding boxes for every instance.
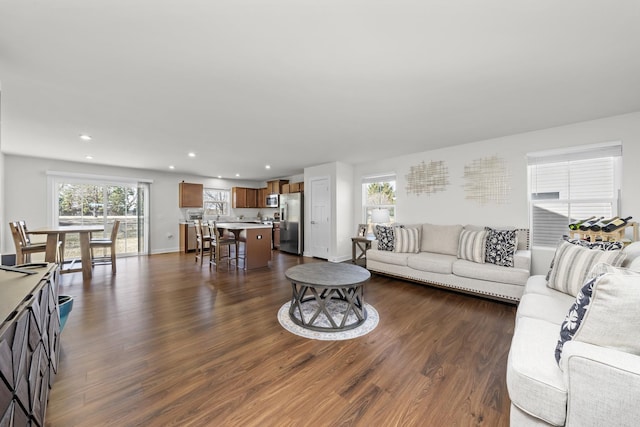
[45,251,516,427]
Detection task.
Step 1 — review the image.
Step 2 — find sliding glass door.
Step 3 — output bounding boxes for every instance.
[53,178,149,259]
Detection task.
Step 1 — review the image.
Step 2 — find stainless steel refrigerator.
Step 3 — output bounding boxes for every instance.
[279,193,303,255]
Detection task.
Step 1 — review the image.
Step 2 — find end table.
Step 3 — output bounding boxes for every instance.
[351,236,375,266]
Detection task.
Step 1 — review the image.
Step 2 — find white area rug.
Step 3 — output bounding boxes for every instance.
[277,301,379,341]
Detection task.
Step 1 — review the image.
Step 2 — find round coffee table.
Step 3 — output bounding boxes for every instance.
[285,263,371,332]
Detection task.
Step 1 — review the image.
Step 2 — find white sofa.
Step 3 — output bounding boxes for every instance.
[366,223,531,303]
[507,242,640,426]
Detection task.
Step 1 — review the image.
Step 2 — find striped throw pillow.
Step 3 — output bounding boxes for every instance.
[393,227,420,253]
[457,229,488,263]
[546,241,627,296]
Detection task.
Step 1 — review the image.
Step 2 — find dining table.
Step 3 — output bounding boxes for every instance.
[29,225,104,280]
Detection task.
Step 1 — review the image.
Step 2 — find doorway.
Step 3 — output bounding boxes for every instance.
[309,177,330,259]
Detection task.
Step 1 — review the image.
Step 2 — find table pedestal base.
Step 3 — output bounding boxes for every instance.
[289,283,367,332]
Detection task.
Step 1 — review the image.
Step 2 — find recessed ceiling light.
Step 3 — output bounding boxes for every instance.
[217,175,222,179]
[188,152,196,158]
[265,165,271,169]
[85,155,93,160]
[169,165,175,170]
[79,134,92,141]
[235,173,240,177]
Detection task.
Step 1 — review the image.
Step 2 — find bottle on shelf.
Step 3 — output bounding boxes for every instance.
[589,216,620,232]
[568,216,595,230]
[602,216,633,233]
[578,216,604,231]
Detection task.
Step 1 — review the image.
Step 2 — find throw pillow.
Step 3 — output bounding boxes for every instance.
[457,229,488,263]
[555,264,640,366]
[485,228,517,267]
[394,227,421,253]
[546,241,627,296]
[545,236,623,281]
[375,225,395,251]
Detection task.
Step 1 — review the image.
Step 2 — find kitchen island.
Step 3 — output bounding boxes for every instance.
[216,223,273,270]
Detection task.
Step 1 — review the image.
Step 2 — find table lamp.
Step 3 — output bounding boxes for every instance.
[370,208,391,237]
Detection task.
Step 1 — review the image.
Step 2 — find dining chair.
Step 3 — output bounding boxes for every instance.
[90,220,120,273]
[208,221,237,271]
[9,221,48,264]
[193,219,212,266]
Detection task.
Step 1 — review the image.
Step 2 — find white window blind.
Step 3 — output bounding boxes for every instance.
[527,142,622,248]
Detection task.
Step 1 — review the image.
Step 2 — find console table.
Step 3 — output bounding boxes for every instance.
[285,263,371,332]
[0,263,60,426]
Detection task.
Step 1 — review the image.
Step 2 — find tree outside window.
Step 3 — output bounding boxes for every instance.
[362,177,396,230]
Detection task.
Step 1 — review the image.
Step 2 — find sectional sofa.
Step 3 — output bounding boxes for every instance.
[366,223,531,303]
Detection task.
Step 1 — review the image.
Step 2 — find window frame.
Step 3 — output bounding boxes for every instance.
[361,174,397,228]
[527,142,622,248]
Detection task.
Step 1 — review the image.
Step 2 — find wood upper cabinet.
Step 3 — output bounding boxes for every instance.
[179,182,203,207]
[232,187,259,208]
[258,188,268,208]
[267,180,288,194]
[282,182,304,194]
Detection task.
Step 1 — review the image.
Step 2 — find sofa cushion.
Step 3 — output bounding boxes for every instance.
[555,265,640,366]
[452,259,529,285]
[545,237,624,280]
[485,228,518,267]
[507,317,567,426]
[375,225,395,251]
[366,248,409,267]
[457,229,488,263]
[420,223,463,256]
[622,241,640,270]
[394,226,420,253]
[516,292,575,326]
[407,252,456,274]
[546,241,627,296]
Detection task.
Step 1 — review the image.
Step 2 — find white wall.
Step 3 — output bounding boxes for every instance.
[2,155,266,255]
[353,111,640,275]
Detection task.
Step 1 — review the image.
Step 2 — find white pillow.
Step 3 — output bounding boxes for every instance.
[457,229,488,263]
[547,241,627,296]
[560,266,640,364]
[394,227,420,253]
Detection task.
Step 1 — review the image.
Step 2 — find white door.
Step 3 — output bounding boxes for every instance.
[310,177,330,259]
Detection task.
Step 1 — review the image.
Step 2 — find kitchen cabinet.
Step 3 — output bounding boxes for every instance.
[281,182,304,194]
[0,264,60,427]
[179,182,203,208]
[258,188,268,208]
[232,187,258,208]
[267,180,288,194]
[179,223,197,252]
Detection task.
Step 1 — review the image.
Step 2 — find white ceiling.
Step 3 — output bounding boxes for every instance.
[1,1,639,181]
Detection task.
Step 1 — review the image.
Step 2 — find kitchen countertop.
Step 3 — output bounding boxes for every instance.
[216,222,273,229]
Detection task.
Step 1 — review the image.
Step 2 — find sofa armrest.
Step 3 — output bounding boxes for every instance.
[560,341,640,426]
[513,249,531,271]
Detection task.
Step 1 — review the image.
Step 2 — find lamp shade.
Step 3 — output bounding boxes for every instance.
[371,208,390,224]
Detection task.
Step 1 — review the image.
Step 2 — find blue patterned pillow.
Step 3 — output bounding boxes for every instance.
[555,274,598,364]
[485,228,517,267]
[375,225,395,251]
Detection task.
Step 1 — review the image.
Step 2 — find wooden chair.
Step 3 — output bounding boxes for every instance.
[90,220,120,273]
[193,219,212,266]
[9,221,48,264]
[208,221,237,271]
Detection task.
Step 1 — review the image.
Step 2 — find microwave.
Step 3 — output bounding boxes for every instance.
[266,194,279,208]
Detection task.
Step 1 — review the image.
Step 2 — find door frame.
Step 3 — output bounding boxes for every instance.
[306,175,331,259]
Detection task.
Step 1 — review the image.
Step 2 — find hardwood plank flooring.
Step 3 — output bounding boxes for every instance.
[45,251,516,426]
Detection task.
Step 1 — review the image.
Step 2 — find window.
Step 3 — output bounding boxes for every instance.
[362,174,396,228]
[527,142,622,247]
[203,188,230,217]
[49,173,150,258]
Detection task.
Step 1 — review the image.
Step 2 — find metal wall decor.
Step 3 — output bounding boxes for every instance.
[405,160,449,196]
[463,155,510,205]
